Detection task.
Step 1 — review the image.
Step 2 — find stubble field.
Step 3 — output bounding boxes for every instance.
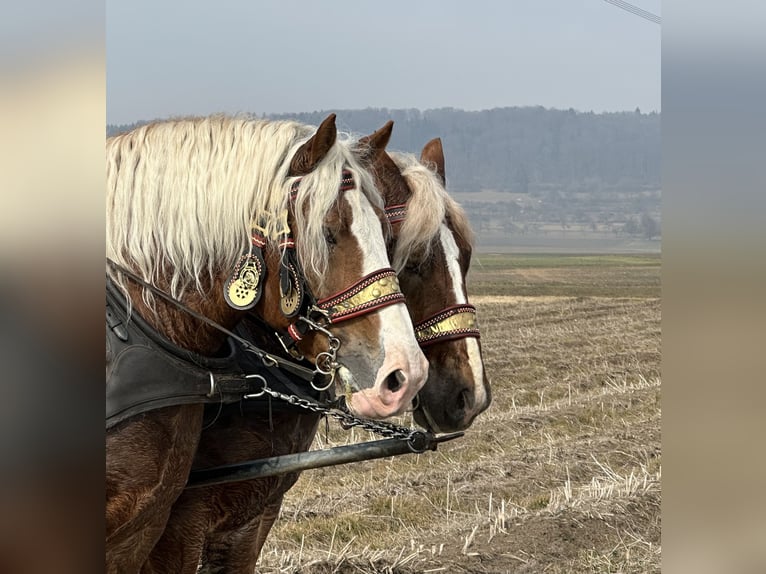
[258,253,661,573]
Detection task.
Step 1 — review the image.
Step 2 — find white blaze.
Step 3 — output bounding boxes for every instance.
[439,225,487,407]
[349,191,418,352]
[345,189,427,417]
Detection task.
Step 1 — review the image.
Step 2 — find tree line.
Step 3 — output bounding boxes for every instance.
[107,106,660,195]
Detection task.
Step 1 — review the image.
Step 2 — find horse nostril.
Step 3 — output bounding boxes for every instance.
[456,388,473,413]
[385,369,405,393]
[456,390,466,411]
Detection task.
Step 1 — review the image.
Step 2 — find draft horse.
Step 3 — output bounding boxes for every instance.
[385,137,492,432]
[106,114,428,573]
[143,124,491,573]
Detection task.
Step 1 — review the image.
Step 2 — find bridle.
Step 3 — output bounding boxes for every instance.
[384,203,481,347]
[111,169,407,393]
[262,170,407,389]
[276,266,405,390]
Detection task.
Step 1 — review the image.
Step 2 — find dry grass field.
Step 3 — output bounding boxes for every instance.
[258,253,661,573]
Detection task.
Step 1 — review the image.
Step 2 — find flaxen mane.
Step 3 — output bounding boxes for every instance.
[388,152,474,272]
[106,115,381,303]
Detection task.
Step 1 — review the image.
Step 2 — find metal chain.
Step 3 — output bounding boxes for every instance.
[244,375,418,440]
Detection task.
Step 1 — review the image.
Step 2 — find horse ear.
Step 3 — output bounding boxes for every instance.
[420,138,446,185]
[356,120,394,164]
[288,113,338,176]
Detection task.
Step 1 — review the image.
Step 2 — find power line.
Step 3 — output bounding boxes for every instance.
[602,0,661,25]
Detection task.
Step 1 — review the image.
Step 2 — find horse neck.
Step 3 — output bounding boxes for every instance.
[126,278,237,356]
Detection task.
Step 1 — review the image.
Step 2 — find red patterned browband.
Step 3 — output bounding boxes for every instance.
[384,203,408,224]
[290,169,355,198]
[250,229,267,248]
[315,268,405,323]
[278,236,295,249]
[414,304,480,347]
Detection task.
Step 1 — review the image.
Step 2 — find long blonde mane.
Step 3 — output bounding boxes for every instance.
[106,115,381,303]
[388,152,474,272]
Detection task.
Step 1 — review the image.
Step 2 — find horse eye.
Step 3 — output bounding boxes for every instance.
[404,246,433,275]
[324,229,337,246]
[404,261,422,275]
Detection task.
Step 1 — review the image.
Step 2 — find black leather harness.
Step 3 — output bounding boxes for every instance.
[106,279,323,429]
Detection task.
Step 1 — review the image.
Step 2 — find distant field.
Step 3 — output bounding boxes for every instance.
[474,253,660,268]
[469,252,660,298]
[258,254,661,573]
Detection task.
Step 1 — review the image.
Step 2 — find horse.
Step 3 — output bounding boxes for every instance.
[375,134,491,432]
[141,125,491,573]
[105,114,428,573]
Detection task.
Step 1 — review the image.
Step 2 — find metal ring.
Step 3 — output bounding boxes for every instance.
[261,354,278,367]
[244,374,268,398]
[406,430,430,453]
[299,315,333,338]
[314,352,335,375]
[328,337,341,351]
[308,305,331,322]
[311,371,335,392]
[206,372,216,397]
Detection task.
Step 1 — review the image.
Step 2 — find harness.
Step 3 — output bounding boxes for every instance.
[186,199,484,487]
[106,277,319,429]
[106,271,465,484]
[223,170,406,389]
[106,169,407,427]
[105,178,479,484]
[106,174,484,429]
[384,203,481,346]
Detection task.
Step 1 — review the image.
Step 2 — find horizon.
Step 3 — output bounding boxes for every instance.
[106,103,661,129]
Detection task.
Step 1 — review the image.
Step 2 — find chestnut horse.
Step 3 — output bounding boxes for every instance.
[386,137,491,432]
[142,126,490,573]
[106,114,428,573]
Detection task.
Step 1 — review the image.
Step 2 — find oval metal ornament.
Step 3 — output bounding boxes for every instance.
[224,256,263,310]
[280,285,301,317]
[279,256,304,318]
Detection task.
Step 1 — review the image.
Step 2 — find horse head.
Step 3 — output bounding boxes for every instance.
[359,129,492,432]
[235,114,428,419]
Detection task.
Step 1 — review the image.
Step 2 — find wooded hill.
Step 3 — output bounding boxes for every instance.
[108,106,660,195]
[108,107,661,249]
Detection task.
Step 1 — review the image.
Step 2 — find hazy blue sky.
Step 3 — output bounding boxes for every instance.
[106,0,661,125]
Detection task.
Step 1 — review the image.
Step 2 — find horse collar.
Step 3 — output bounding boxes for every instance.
[106,279,245,428]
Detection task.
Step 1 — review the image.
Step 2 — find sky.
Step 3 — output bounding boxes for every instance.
[106,0,661,125]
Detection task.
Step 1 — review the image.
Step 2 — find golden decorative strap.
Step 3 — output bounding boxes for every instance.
[316,269,405,323]
[415,304,480,347]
